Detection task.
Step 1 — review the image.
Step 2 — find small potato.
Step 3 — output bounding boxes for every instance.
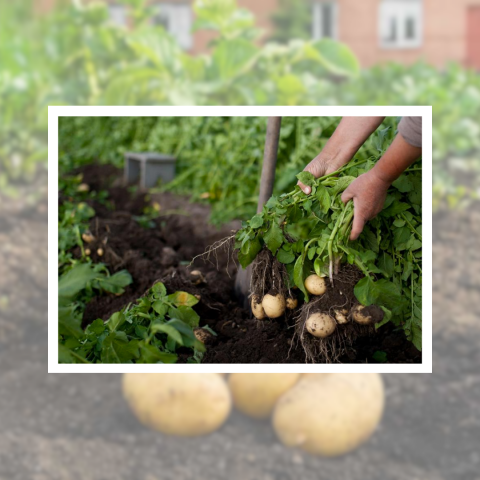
[273,373,384,457]
[251,295,266,319]
[304,275,327,296]
[122,373,231,437]
[82,232,95,243]
[305,313,336,338]
[262,294,286,319]
[77,183,90,192]
[97,248,104,257]
[193,327,212,343]
[229,373,300,419]
[190,270,206,285]
[352,305,384,325]
[286,296,298,310]
[334,308,349,324]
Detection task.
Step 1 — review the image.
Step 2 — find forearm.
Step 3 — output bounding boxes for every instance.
[372,133,422,184]
[318,116,386,170]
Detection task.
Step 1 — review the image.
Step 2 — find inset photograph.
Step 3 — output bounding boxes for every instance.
[50,107,431,370]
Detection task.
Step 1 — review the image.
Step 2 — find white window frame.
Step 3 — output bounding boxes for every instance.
[108,4,128,27]
[312,1,339,40]
[379,0,423,49]
[151,2,193,51]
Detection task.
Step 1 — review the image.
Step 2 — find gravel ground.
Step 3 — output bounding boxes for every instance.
[1,192,479,480]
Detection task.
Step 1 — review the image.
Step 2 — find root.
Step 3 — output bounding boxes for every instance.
[249,248,291,301]
[188,234,236,276]
[294,265,371,363]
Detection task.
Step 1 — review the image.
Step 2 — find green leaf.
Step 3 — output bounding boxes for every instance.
[316,184,331,213]
[392,174,414,193]
[210,38,258,81]
[152,300,168,317]
[168,291,199,307]
[312,38,360,77]
[58,263,99,301]
[97,270,132,295]
[331,176,355,195]
[372,351,388,363]
[101,332,139,363]
[354,276,376,305]
[137,341,178,364]
[249,214,264,229]
[169,306,200,327]
[393,226,411,246]
[151,282,167,297]
[296,171,316,187]
[382,202,411,217]
[314,256,328,277]
[106,311,126,332]
[238,235,261,268]
[276,248,295,264]
[293,255,309,301]
[264,221,284,255]
[151,323,184,345]
[59,305,84,340]
[86,318,105,336]
[377,252,394,277]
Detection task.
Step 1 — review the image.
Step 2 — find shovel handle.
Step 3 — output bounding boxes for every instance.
[257,117,282,213]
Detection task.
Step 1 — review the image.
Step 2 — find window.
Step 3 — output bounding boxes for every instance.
[152,3,193,50]
[108,5,128,27]
[379,0,423,49]
[312,1,338,40]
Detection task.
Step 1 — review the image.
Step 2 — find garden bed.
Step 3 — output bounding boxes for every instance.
[72,164,421,364]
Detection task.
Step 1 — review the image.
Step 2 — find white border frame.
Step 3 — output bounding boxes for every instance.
[49,106,432,373]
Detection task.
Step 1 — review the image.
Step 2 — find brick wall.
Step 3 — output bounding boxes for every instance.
[340,0,480,68]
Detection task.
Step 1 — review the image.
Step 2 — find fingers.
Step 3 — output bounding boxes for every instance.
[341,185,354,204]
[350,212,366,241]
[297,158,327,195]
[341,192,365,240]
[298,182,311,194]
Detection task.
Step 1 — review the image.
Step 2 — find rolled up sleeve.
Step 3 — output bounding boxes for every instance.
[398,116,422,148]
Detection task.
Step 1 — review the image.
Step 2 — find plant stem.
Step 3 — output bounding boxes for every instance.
[401,213,422,240]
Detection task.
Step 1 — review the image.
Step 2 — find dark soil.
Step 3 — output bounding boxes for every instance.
[73,164,421,364]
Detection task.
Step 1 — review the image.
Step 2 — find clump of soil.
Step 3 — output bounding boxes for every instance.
[68,163,421,364]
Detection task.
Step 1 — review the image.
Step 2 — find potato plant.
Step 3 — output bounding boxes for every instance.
[59,281,208,364]
[235,152,422,352]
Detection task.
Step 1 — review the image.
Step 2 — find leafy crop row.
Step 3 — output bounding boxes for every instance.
[3,0,480,208]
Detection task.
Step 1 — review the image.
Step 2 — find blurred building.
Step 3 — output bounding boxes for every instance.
[34,0,480,68]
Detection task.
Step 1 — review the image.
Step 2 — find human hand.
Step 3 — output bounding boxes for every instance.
[297,155,341,194]
[341,169,390,241]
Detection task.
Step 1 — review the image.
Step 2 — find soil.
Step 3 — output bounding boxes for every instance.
[73,164,421,364]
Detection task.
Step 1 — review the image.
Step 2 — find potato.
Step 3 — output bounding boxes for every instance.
[262,293,286,318]
[286,296,298,310]
[251,295,266,319]
[304,275,327,295]
[273,373,384,457]
[305,313,336,338]
[193,327,213,343]
[300,373,330,379]
[122,373,231,436]
[352,304,384,325]
[334,308,349,324]
[228,373,300,419]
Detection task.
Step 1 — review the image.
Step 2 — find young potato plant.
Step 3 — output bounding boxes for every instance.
[235,156,422,352]
[59,281,209,364]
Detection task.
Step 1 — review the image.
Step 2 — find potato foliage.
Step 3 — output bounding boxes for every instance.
[235,149,422,350]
